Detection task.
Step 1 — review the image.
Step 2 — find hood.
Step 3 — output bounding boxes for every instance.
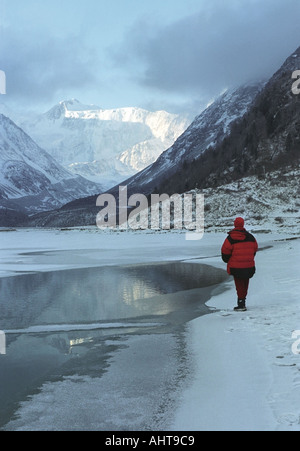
[228,228,247,241]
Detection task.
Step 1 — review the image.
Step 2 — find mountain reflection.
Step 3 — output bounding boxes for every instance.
[0,262,228,330]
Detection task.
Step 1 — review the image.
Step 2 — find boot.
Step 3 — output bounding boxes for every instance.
[234,299,247,312]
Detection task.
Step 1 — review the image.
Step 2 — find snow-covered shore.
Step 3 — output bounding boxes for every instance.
[0,228,299,431]
[172,237,300,431]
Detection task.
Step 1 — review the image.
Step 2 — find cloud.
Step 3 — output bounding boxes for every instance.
[2,28,99,106]
[117,0,300,101]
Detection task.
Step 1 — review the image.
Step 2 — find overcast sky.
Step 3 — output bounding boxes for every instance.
[1,0,300,115]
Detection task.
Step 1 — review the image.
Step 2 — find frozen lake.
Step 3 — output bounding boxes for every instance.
[0,260,228,430]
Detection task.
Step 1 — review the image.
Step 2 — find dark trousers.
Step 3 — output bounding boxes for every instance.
[234,277,250,300]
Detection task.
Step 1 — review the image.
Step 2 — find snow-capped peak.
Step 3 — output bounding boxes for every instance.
[45,99,101,121]
[59,99,101,112]
[0,113,102,214]
[18,101,191,190]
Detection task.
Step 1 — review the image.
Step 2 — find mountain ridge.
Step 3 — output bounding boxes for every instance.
[17,101,191,189]
[118,82,265,196]
[3,46,299,228]
[23,82,264,226]
[154,46,300,194]
[0,113,102,217]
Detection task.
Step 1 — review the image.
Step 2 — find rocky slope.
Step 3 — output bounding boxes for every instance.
[121,82,264,195]
[0,114,102,217]
[155,47,300,194]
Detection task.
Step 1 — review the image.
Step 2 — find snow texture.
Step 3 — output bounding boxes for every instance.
[12,100,190,190]
[0,228,299,431]
[124,83,263,193]
[0,114,102,214]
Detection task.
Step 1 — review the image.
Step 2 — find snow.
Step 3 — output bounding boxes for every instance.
[0,114,102,213]
[125,83,263,191]
[0,228,201,277]
[172,237,300,431]
[1,228,300,431]
[201,167,300,234]
[13,102,190,189]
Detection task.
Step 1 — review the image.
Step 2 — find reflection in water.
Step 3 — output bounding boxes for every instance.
[0,261,228,430]
[0,262,227,330]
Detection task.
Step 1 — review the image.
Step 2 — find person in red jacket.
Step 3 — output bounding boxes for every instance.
[221,217,258,311]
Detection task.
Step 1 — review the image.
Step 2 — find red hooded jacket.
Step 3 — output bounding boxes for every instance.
[221,228,258,279]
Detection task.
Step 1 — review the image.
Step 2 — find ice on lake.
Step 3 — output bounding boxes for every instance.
[0,261,228,430]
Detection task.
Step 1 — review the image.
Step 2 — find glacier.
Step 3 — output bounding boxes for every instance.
[17,99,191,190]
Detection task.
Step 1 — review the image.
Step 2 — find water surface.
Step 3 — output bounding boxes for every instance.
[0,261,228,430]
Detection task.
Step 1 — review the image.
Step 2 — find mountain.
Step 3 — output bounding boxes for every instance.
[153,47,300,194]
[18,99,190,190]
[119,82,264,195]
[124,46,300,233]
[19,46,300,228]
[0,114,102,218]
[23,83,263,227]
